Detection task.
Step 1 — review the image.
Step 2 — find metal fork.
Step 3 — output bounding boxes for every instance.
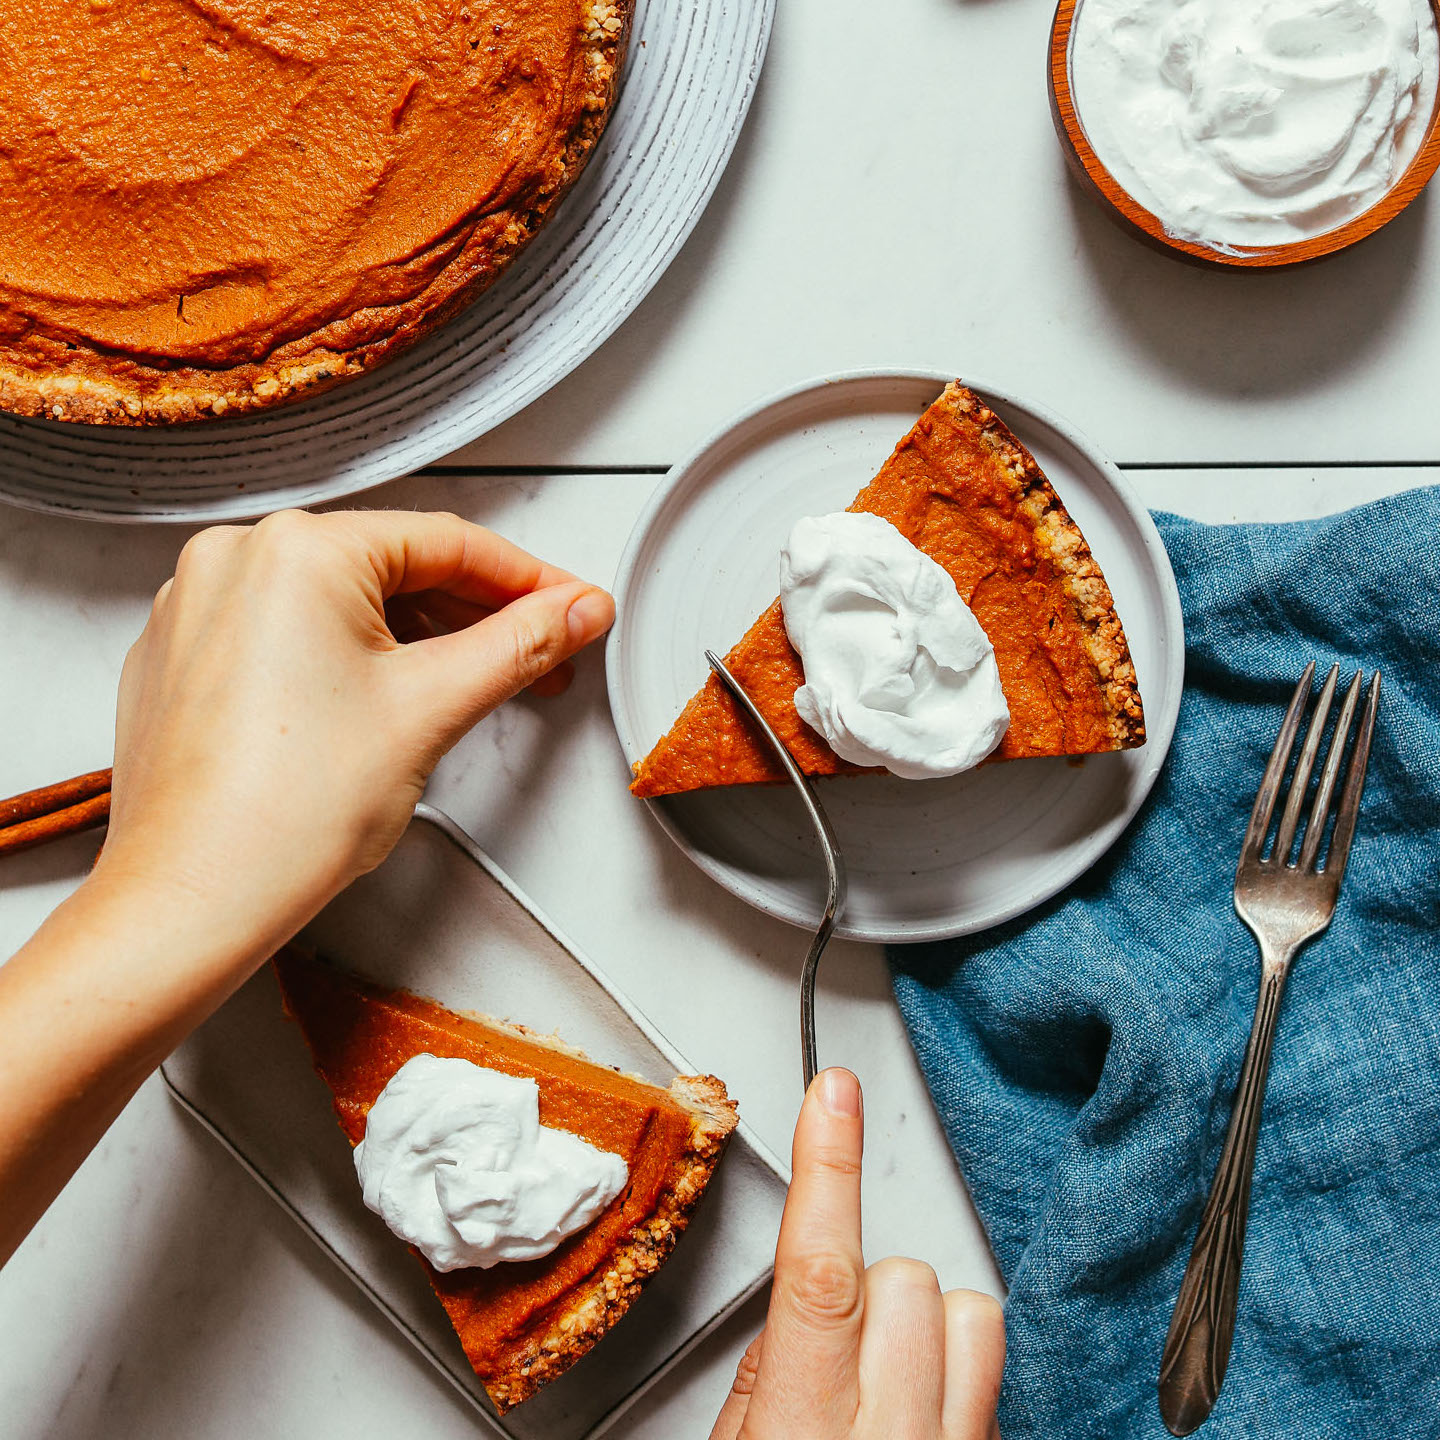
[705,650,848,1092]
[1158,662,1382,1436]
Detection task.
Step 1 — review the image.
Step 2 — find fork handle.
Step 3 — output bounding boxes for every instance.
[1158,961,1290,1436]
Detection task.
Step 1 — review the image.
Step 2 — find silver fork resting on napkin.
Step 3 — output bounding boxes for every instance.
[1158,662,1381,1436]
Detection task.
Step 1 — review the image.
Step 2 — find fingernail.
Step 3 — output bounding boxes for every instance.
[567,588,614,646]
[817,1067,861,1117]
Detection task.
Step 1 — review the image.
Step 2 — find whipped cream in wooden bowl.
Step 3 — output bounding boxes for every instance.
[1068,0,1440,252]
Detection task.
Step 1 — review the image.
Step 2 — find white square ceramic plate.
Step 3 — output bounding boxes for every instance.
[161,805,788,1440]
[605,370,1186,943]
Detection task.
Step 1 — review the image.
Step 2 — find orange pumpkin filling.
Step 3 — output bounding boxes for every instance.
[631,382,1145,798]
[273,947,736,1411]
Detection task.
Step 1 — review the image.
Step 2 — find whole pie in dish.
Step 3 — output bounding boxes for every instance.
[0,0,631,426]
[631,381,1145,798]
[273,946,736,1412]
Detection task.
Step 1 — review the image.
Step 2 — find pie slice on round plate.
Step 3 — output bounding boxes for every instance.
[630,381,1146,798]
[272,946,736,1413]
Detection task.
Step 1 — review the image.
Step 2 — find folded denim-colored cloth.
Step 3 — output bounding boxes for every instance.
[890,486,1440,1439]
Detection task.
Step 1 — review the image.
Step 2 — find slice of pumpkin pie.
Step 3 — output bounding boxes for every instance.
[273,946,736,1412]
[630,381,1145,798]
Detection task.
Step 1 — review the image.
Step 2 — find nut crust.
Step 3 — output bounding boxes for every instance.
[0,0,633,427]
[933,382,1145,751]
[483,1072,737,1413]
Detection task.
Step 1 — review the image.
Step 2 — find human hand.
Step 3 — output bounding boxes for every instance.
[97,509,614,959]
[710,1069,1004,1440]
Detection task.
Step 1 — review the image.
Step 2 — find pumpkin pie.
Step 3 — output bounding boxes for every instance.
[0,0,631,426]
[631,381,1145,797]
[272,946,736,1412]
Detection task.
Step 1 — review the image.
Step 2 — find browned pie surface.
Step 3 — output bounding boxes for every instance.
[273,947,736,1412]
[631,382,1145,798]
[0,0,630,424]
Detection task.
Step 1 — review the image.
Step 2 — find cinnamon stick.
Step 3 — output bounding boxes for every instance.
[0,768,112,829]
[0,792,111,857]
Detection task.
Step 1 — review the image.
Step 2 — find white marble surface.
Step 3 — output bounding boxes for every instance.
[445,0,1440,471]
[0,462,1430,1437]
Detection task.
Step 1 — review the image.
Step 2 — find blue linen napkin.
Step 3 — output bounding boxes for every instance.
[889,485,1440,1439]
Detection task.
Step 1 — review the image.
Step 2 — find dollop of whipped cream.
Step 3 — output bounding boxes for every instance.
[354,1054,629,1273]
[778,512,1009,780]
[1070,0,1440,249]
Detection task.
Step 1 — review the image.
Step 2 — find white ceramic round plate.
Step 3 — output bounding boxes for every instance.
[607,370,1185,944]
[0,0,772,523]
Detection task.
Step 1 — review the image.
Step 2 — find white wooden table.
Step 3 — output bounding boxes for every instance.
[450,0,1440,471]
[1,0,1435,1433]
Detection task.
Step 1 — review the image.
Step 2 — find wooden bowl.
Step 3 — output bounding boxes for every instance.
[1049,0,1440,268]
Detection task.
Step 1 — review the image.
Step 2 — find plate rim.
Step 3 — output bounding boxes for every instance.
[0,0,776,525]
[605,365,1186,944]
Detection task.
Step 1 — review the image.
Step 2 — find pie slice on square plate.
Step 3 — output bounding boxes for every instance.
[630,380,1145,798]
[272,946,736,1413]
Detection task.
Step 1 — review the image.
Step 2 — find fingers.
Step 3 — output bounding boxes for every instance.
[170,525,245,593]
[351,515,602,714]
[399,580,614,739]
[940,1291,1005,1440]
[856,1259,946,1437]
[154,512,601,763]
[329,510,579,606]
[385,589,492,639]
[740,1068,865,1433]
[383,593,575,699]
[707,1332,763,1440]
[384,595,438,646]
[777,1069,864,1287]
[704,1073,1001,1440]
[526,660,575,699]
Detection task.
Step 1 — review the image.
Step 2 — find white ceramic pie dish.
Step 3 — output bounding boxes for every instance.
[0,0,773,523]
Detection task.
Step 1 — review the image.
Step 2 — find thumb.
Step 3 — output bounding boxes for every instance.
[708,1331,764,1440]
[396,580,614,740]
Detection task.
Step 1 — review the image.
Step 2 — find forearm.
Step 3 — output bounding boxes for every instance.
[0,511,615,1266]
[0,865,284,1265]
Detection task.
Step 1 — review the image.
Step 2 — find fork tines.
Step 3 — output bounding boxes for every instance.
[1240,662,1381,880]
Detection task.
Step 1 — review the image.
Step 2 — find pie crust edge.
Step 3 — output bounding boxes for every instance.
[482,1071,738,1413]
[938,381,1146,753]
